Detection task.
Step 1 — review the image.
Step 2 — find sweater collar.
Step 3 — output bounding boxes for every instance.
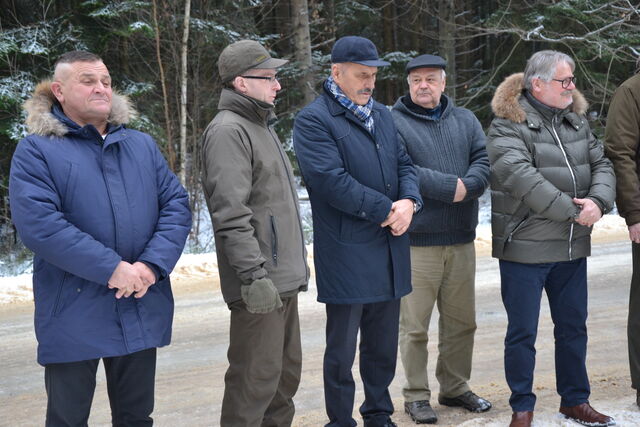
[400,94,447,120]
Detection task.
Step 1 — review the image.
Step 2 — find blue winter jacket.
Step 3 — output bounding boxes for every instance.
[9,82,192,365]
[293,85,421,304]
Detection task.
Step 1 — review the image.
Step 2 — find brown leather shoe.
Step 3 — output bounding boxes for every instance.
[559,403,615,426]
[509,411,533,427]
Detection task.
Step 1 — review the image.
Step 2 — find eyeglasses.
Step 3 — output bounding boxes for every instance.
[551,76,576,89]
[241,75,278,83]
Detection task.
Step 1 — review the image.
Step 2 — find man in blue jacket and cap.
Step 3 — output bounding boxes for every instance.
[293,36,422,427]
[9,50,192,426]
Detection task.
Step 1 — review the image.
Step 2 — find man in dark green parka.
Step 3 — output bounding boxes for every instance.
[604,58,640,409]
[201,40,309,427]
[487,50,615,427]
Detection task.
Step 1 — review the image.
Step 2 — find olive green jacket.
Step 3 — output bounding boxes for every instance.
[201,89,309,304]
[487,73,615,263]
[604,73,640,226]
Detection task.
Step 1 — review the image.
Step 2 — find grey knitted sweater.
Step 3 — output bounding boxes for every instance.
[391,94,489,246]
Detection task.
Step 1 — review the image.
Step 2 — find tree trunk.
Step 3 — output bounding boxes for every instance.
[438,0,456,102]
[179,0,191,185]
[151,0,176,170]
[381,0,395,105]
[291,0,314,105]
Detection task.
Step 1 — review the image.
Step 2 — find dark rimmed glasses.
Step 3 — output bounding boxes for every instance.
[551,76,576,89]
[241,75,278,83]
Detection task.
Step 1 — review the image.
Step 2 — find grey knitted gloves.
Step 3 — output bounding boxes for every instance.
[241,278,283,314]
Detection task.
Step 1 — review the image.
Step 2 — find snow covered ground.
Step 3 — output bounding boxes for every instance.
[0,215,629,305]
[458,405,640,426]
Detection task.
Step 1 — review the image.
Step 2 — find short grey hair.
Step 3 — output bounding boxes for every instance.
[523,50,575,90]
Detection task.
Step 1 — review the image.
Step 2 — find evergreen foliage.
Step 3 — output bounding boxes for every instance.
[1,0,639,260]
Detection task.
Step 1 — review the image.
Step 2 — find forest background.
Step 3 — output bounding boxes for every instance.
[1,0,639,273]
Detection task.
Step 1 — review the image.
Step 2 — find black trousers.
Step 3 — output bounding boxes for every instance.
[630,243,640,389]
[323,299,401,427]
[45,347,157,427]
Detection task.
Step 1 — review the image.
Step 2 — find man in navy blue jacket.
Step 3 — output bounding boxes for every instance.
[293,36,422,427]
[9,51,191,426]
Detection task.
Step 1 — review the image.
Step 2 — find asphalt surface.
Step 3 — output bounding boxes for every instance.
[0,239,636,426]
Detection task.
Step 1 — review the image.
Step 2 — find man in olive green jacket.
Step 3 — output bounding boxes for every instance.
[201,40,308,427]
[487,50,615,427]
[604,58,640,408]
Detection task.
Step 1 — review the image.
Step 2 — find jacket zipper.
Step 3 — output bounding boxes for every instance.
[270,215,279,266]
[550,115,577,260]
[268,129,309,280]
[507,217,528,243]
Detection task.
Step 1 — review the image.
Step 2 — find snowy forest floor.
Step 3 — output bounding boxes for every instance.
[1,218,639,426]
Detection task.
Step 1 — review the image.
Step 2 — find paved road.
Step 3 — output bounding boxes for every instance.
[0,240,635,426]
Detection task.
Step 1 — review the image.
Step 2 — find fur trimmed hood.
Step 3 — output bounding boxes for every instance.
[23,80,136,137]
[491,73,588,123]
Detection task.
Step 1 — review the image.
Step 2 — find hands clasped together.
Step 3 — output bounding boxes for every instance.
[108,261,157,299]
[573,198,602,228]
[381,199,415,236]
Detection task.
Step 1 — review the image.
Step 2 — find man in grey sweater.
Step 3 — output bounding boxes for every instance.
[391,54,490,424]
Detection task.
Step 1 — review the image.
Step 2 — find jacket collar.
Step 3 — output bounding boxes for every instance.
[218,88,276,126]
[322,84,383,117]
[393,93,452,121]
[23,80,136,137]
[491,73,588,126]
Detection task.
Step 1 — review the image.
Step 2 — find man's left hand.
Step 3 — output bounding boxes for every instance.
[453,178,467,203]
[573,198,603,227]
[132,262,157,298]
[381,199,414,236]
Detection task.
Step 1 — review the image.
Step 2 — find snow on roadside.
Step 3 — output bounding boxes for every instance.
[0,217,629,305]
[0,273,32,304]
[458,400,640,426]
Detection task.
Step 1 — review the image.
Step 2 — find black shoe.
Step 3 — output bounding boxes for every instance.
[364,417,398,427]
[637,390,640,408]
[404,400,438,424]
[438,391,492,413]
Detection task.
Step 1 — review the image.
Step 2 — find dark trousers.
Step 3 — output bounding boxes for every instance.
[629,243,640,389]
[221,295,301,427]
[45,347,156,427]
[324,299,400,427]
[500,258,590,411]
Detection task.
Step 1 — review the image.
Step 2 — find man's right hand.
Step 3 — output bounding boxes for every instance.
[629,223,640,244]
[241,278,283,314]
[108,261,144,299]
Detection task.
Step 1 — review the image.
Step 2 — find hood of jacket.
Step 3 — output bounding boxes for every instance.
[23,80,136,137]
[491,73,588,123]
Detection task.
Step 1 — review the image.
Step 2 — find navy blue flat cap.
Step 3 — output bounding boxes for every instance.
[331,36,390,67]
[406,54,447,73]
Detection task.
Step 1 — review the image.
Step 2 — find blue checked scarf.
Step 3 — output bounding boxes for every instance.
[325,77,375,133]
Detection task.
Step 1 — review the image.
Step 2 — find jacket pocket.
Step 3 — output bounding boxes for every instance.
[507,216,529,243]
[270,215,279,267]
[62,162,79,210]
[52,272,69,317]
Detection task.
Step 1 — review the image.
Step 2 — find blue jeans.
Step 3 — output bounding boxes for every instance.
[500,258,590,411]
